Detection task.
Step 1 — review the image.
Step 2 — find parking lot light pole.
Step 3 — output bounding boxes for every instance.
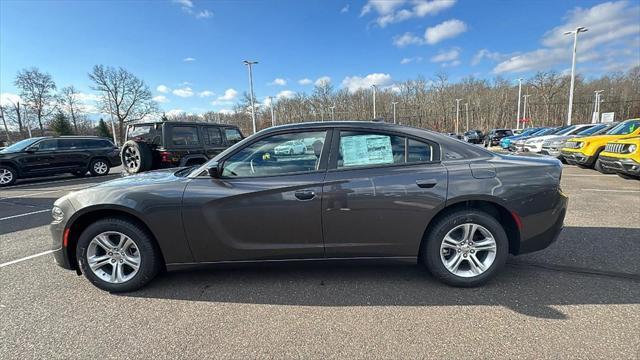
[464,102,469,132]
[455,99,462,134]
[593,90,604,123]
[564,26,588,126]
[268,96,275,127]
[22,103,32,138]
[329,105,335,120]
[392,101,398,124]
[516,78,523,130]
[243,60,258,134]
[371,85,377,119]
[522,95,531,126]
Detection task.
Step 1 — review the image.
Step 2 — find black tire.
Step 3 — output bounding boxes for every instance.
[594,158,615,174]
[89,158,110,176]
[76,217,162,292]
[0,165,18,187]
[422,209,509,287]
[121,140,153,174]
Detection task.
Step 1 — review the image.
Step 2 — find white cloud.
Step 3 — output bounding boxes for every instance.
[430,48,460,62]
[195,10,213,19]
[393,32,424,47]
[172,0,193,8]
[198,90,215,97]
[471,49,507,66]
[153,95,169,103]
[219,88,238,101]
[425,19,467,45]
[0,93,22,106]
[341,73,393,92]
[298,78,313,85]
[494,1,640,74]
[276,90,296,99]
[341,4,350,13]
[157,85,170,93]
[361,0,456,27]
[269,78,287,86]
[166,109,185,117]
[172,87,194,97]
[218,109,234,115]
[183,57,196,62]
[315,76,331,86]
[400,56,423,64]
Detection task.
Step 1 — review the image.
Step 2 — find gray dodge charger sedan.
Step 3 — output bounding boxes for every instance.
[51,121,567,292]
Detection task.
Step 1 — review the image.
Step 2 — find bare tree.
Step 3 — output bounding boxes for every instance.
[88,65,157,143]
[57,85,82,134]
[1,99,26,137]
[0,105,10,142]
[14,67,57,135]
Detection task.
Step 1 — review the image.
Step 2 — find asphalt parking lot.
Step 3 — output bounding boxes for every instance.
[1,165,639,359]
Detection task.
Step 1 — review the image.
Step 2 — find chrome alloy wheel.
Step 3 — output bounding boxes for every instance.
[0,168,13,185]
[93,160,108,175]
[123,146,140,171]
[440,223,497,278]
[87,231,141,284]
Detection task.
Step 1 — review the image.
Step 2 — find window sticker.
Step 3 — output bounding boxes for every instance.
[341,134,393,167]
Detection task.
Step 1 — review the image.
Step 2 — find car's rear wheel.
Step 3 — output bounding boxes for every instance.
[89,158,110,176]
[121,140,153,174]
[76,218,162,292]
[0,165,17,187]
[423,210,508,287]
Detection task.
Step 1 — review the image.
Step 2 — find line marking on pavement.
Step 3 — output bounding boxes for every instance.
[3,174,118,189]
[0,188,74,200]
[0,209,51,221]
[581,188,640,193]
[563,174,617,177]
[0,250,55,268]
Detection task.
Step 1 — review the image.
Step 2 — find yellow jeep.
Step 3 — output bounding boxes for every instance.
[561,119,640,173]
[598,136,640,179]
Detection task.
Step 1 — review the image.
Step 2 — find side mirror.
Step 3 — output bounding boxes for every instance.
[207,161,222,178]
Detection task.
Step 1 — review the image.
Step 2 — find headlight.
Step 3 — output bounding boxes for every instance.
[577,142,586,148]
[52,206,64,221]
[628,144,637,153]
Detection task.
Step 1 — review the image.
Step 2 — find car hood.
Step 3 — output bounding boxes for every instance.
[570,134,630,144]
[93,168,186,189]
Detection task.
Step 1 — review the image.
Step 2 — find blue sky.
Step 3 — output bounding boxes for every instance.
[1,0,639,117]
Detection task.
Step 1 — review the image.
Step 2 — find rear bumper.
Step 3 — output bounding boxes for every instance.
[598,156,640,176]
[517,189,568,255]
[108,153,122,167]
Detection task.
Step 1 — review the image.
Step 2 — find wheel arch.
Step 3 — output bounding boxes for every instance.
[65,205,166,271]
[418,197,521,262]
[0,160,20,175]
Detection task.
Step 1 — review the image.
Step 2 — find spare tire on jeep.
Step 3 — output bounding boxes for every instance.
[121,140,153,174]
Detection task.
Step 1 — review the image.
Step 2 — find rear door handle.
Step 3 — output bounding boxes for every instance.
[294,190,316,201]
[416,179,438,188]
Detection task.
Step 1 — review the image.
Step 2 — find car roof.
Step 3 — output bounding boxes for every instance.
[39,136,109,139]
[131,121,238,127]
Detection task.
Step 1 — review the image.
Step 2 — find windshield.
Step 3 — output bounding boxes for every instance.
[577,124,606,135]
[532,128,556,136]
[555,125,577,135]
[607,120,639,135]
[0,138,42,153]
[519,128,540,136]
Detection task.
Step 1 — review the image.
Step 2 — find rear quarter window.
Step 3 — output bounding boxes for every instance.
[171,126,200,146]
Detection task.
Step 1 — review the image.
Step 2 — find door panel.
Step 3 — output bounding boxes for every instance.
[182,173,326,262]
[19,139,58,174]
[56,139,91,170]
[322,164,447,257]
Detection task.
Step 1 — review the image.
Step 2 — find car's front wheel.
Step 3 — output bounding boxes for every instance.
[423,210,508,287]
[76,218,162,292]
[0,165,17,187]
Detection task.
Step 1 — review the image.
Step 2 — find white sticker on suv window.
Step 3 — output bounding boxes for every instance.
[341,135,393,167]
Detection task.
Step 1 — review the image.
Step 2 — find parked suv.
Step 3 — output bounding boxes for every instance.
[484,128,514,147]
[463,130,483,144]
[121,121,244,174]
[0,136,120,186]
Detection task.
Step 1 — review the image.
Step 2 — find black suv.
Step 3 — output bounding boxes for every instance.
[121,121,244,174]
[484,128,514,147]
[0,136,120,186]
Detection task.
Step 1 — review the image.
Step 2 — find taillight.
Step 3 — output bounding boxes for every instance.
[159,151,171,163]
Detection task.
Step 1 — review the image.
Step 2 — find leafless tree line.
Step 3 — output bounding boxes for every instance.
[171,66,640,135]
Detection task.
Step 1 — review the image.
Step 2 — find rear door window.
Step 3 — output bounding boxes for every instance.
[336,131,435,169]
[224,128,243,144]
[171,126,200,146]
[58,139,83,150]
[203,127,223,146]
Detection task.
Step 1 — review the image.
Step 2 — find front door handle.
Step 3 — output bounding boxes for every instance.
[294,190,316,201]
[416,179,438,188]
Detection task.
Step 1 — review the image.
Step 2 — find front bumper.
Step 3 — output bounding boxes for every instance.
[561,150,596,166]
[523,143,543,153]
[540,146,562,158]
[598,156,640,176]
